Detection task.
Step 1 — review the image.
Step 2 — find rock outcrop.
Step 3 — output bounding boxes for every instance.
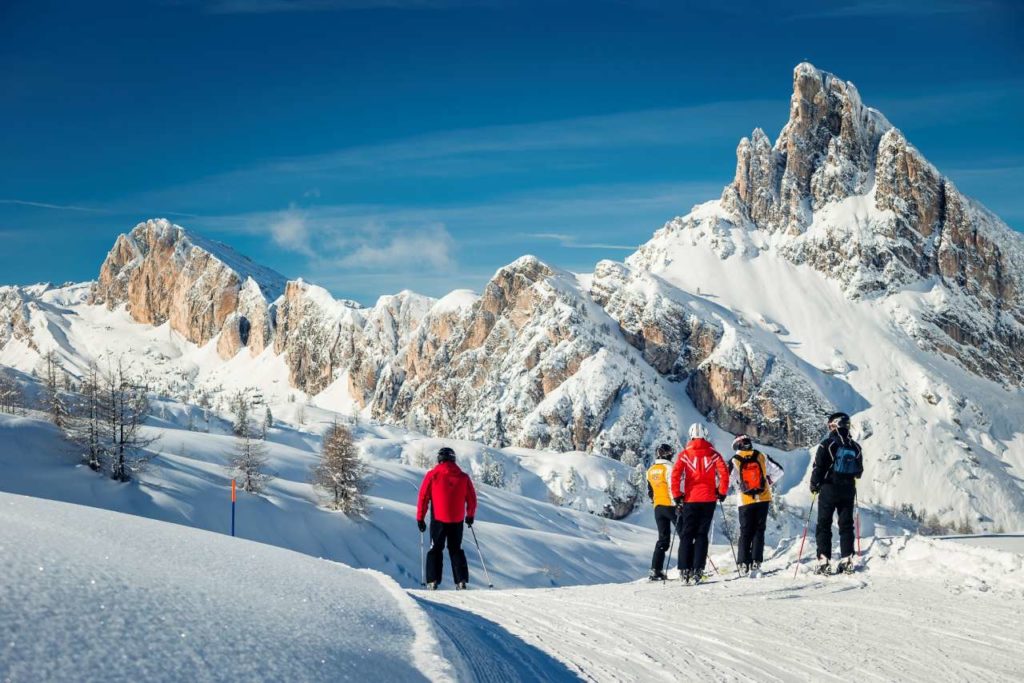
[0,287,34,352]
[90,219,285,359]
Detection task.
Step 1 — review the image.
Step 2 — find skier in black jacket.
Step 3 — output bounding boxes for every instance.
[809,412,863,574]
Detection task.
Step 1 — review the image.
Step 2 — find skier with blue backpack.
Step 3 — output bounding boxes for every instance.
[810,412,863,574]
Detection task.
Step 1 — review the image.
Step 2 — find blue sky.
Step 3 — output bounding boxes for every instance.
[2,0,1022,302]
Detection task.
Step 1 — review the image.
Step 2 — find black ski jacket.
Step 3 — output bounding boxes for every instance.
[810,432,863,496]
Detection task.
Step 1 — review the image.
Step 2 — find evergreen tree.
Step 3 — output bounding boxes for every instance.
[262,406,273,436]
[479,453,505,488]
[231,391,251,437]
[311,422,368,515]
[230,432,273,494]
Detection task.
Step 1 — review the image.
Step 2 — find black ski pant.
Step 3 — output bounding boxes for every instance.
[737,501,770,566]
[651,505,676,571]
[816,485,856,560]
[426,519,469,585]
[677,502,716,572]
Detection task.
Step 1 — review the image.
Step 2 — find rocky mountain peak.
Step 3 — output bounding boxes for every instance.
[90,219,287,359]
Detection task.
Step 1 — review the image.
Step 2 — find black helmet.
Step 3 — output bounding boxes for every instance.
[437,447,456,463]
[827,412,851,432]
[732,435,752,452]
[656,443,674,461]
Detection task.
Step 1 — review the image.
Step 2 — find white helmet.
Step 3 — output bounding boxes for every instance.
[688,423,709,441]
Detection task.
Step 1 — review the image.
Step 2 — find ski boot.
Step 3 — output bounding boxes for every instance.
[691,570,707,585]
[455,581,468,590]
[749,563,762,579]
[813,556,831,576]
[426,581,439,590]
[649,569,667,582]
[836,556,855,575]
[679,569,692,585]
[738,563,751,577]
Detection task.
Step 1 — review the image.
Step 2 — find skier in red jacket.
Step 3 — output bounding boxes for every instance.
[416,447,478,590]
[671,423,729,584]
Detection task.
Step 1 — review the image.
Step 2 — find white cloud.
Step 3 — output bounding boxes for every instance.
[338,224,455,270]
[267,207,314,255]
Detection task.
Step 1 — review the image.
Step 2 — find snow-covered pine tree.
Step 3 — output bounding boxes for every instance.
[262,406,273,437]
[231,391,251,437]
[37,349,69,428]
[230,431,273,495]
[479,453,505,488]
[99,360,157,482]
[311,422,368,515]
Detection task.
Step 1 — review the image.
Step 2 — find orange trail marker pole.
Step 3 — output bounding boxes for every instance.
[231,479,237,537]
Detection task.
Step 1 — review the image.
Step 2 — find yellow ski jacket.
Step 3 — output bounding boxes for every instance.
[646,459,674,507]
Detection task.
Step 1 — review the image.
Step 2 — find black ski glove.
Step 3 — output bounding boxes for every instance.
[810,483,820,495]
[717,493,727,502]
[673,496,684,507]
[466,516,474,527]
[417,519,427,533]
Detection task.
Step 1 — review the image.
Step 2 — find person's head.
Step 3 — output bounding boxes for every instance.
[656,443,674,461]
[732,435,753,452]
[827,412,851,437]
[688,423,709,441]
[437,446,456,464]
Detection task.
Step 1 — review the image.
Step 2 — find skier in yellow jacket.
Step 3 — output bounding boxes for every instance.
[645,444,676,581]
[728,435,784,577]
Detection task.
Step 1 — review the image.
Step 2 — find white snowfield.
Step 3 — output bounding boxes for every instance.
[0,491,454,683]
[4,490,1023,683]
[419,535,1024,682]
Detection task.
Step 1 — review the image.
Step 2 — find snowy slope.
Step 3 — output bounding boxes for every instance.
[0,410,655,590]
[629,207,1024,529]
[419,535,1024,681]
[0,491,453,683]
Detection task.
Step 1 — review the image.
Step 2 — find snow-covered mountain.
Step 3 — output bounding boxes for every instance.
[2,63,1023,530]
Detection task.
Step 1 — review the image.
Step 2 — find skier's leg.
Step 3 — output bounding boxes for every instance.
[425,519,446,585]
[815,490,837,560]
[692,503,715,572]
[652,506,671,571]
[752,501,770,564]
[679,505,697,570]
[837,498,856,559]
[448,522,469,584]
[736,504,754,567]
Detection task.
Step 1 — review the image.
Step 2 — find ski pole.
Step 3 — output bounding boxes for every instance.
[718,501,739,576]
[469,525,494,588]
[793,493,818,580]
[855,492,862,565]
[419,528,426,587]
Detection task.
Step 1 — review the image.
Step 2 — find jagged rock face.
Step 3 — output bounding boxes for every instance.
[0,287,34,352]
[217,278,274,358]
[90,219,285,360]
[715,63,1024,388]
[590,261,832,450]
[273,280,433,402]
[371,257,683,459]
[724,63,890,234]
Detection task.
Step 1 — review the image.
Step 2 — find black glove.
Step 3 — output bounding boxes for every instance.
[717,493,727,502]
[810,484,820,495]
[673,496,684,507]
[466,516,474,527]
[417,519,426,533]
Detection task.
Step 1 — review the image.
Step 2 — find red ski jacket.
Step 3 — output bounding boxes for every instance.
[416,461,478,524]
[670,438,729,503]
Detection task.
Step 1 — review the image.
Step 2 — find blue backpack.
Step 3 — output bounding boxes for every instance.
[833,446,860,476]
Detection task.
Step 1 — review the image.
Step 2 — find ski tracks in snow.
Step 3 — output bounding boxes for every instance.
[418,570,1024,682]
